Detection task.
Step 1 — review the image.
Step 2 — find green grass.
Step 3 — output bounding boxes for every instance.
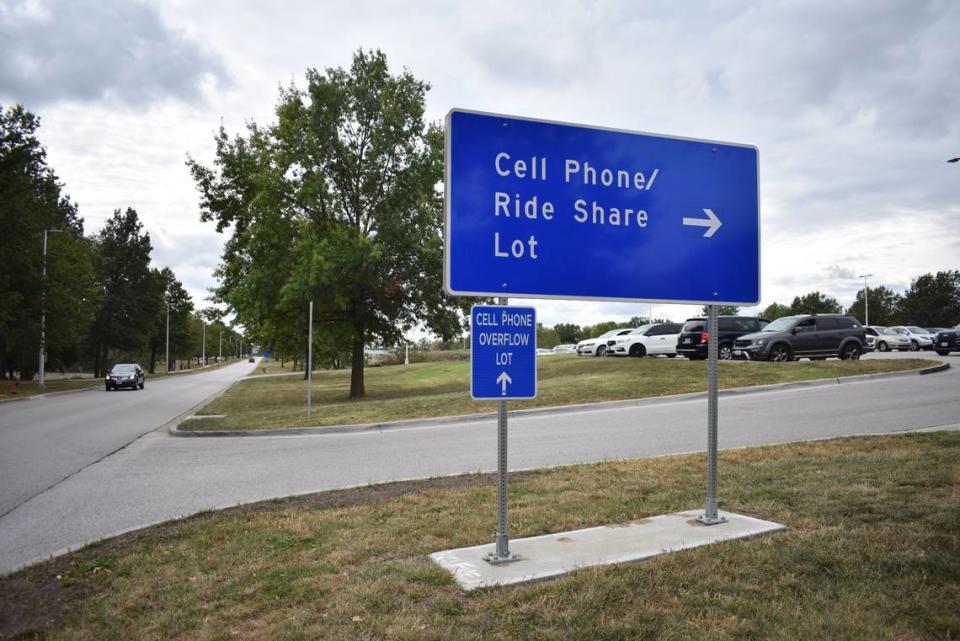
[187,356,938,430]
[2,432,958,640]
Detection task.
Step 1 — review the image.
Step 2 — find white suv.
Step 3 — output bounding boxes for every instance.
[576,328,635,356]
[606,322,684,357]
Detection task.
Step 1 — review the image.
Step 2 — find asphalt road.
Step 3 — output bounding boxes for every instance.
[0,360,257,519]
[0,352,957,575]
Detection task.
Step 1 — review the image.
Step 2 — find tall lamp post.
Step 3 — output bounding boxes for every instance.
[165,300,170,374]
[38,229,63,390]
[858,273,873,326]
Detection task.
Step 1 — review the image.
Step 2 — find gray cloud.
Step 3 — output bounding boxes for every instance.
[0,0,229,107]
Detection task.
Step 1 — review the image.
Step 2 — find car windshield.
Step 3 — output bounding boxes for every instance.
[596,329,622,339]
[906,326,926,333]
[630,324,654,335]
[111,364,136,374]
[760,317,798,332]
[878,328,899,336]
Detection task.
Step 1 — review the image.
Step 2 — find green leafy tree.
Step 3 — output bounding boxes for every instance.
[700,305,739,316]
[88,208,159,376]
[0,104,96,379]
[788,291,842,315]
[553,323,582,344]
[189,50,469,398]
[145,268,194,372]
[761,302,792,320]
[536,323,560,349]
[899,271,960,326]
[846,286,902,326]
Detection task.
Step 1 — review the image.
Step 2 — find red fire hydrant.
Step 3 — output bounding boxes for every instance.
[9,375,18,395]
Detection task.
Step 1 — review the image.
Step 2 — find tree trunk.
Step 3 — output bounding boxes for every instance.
[94,343,102,378]
[349,323,365,399]
[148,344,157,374]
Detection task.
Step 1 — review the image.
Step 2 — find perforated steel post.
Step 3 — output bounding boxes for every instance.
[485,296,519,564]
[698,304,727,525]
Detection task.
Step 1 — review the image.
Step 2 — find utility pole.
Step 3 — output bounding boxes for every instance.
[858,274,873,326]
[219,330,222,363]
[202,322,206,366]
[38,229,62,390]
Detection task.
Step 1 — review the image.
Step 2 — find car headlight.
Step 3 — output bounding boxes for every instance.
[127,374,135,380]
[756,339,766,346]
[105,375,110,380]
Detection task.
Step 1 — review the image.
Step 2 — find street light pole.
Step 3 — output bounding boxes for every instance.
[219,330,222,363]
[858,273,873,326]
[38,229,63,390]
[165,301,170,373]
[202,322,206,366]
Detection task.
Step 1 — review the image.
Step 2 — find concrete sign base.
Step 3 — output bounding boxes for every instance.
[430,510,785,591]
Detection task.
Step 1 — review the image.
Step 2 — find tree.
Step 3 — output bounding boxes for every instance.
[846,286,902,326]
[700,305,739,316]
[0,104,94,379]
[789,291,842,315]
[536,323,559,349]
[761,302,792,321]
[145,268,194,373]
[553,323,582,344]
[88,208,159,376]
[899,271,960,326]
[189,50,469,398]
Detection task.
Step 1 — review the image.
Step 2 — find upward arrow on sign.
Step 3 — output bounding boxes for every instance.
[496,371,512,396]
[683,208,722,238]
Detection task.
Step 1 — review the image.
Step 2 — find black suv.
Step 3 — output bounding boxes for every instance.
[677,316,769,360]
[734,314,866,362]
[105,363,145,390]
[934,324,960,355]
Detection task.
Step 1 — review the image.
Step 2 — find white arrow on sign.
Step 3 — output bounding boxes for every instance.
[496,371,512,396]
[683,208,722,238]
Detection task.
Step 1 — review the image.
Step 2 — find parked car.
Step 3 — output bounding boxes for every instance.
[677,316,769,360]
[105,363,145,391]
[606,322,683,357]
[888,326,934,351]
[934,324,960,355]
[552,344,576,354]
[734,314,866,361]
[870,326,912,352]
[536,348,555,356]
[576,328,635,356]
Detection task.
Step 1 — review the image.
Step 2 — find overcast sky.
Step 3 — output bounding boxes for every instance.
[2,0,958,333]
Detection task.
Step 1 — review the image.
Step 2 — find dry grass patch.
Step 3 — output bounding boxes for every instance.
[188,357,938,430]
[2,432,958,640]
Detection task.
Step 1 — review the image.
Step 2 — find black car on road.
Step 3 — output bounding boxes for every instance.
[934,324,960,355]
[734,314,866,362]
[676,316,769,360]
[105,363,145,391]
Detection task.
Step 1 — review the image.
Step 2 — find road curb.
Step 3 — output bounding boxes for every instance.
[169,361,950,438]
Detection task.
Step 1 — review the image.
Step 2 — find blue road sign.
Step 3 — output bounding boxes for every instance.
[471,305,536,400]
[444,109,760,305]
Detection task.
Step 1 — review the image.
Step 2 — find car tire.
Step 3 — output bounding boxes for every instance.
[139,381,145,389]
[936,350,949,356]
[909,340,919,351]
[768,344,792,362]
[840,343,862,360]
[877,341,888,352]
[596,345,606,357]
[629,344,646,358]
[718,343,734,360]
[105,385,111,391]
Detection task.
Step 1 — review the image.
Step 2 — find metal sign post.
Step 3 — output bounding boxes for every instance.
[488,297,519,564]
[698,305,727,525]
[307,301,313,421]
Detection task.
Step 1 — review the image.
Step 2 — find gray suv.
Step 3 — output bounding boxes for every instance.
[734,314,867,362]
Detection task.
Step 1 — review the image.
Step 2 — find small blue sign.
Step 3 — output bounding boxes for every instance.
[471,305,537,400]
[444,109,760,305]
